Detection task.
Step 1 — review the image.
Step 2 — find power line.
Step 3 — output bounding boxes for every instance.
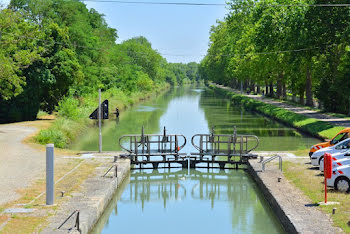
[81,0,350,7]
[82,0,226,6]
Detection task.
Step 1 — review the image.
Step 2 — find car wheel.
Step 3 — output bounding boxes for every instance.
[318,156,324,167]
[335,177,350,193]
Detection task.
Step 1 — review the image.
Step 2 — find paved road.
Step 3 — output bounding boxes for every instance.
[216,84,350,128]
[0,123,45,205]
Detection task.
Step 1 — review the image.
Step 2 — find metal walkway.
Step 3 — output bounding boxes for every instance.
[119,126,258,169]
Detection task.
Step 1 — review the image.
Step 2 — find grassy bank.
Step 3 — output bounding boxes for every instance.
[284,161,349,232]
[210,85,344,140]
[35,83,169,148]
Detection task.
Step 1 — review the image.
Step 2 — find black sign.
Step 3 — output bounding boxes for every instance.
[89,100,109,119]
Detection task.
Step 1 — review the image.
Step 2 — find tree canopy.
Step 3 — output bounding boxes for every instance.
[0,0,199,123]
[199,0,350,114]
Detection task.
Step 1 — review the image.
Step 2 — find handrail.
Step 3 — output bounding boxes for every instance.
[191,134,259,153]
[102,164,117,177]
[57,209,80,231]
[261,155,282,172]
[118,126,187,154]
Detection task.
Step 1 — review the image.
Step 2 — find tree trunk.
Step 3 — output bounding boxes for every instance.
[265,83,269,96]
[292,93,297,102]
[299,87,305,105]
[257,85,261,94]
[244,80,249,91]
[282,82,287,100]
[269,82,274,97]
[276,73,283,99]
[250,82,255,94]
[305,64,314,107]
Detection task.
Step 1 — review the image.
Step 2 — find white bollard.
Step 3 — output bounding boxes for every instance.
[46,144,54,205]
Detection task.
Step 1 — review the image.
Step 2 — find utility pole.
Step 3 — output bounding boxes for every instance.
[98,89,102,153]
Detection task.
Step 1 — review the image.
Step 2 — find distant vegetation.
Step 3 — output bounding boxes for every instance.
[0,0,199,123]
[200,0,350,115]
[211,85,344,141]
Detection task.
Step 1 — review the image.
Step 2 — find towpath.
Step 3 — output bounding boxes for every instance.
[215,84,350,128]
[0,122,49,205]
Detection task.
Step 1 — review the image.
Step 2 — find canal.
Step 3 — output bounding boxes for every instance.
[72,86,320,233]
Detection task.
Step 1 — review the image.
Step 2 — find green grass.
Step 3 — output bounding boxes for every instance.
[211,85,345,140]
[35,83,169,148]
[284,161,350,232]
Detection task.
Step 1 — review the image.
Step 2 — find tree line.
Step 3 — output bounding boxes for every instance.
[0,0,199,123]
[199,0,350,114]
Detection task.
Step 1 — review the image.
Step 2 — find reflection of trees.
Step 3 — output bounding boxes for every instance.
[120,169,282,233]
[121,170,187,210]
[73,87,179,151]
[122,169,250,209]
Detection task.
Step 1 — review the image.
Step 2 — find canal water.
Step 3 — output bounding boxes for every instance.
[72,86,320,233]
[71,86,319,151]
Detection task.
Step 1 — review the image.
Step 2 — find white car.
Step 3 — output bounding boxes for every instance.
[319,150,350,171]
[327,164,350,193]
[311,138,350,167]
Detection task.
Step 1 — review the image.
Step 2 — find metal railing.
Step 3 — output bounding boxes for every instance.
[261,155,282,172]
[119,126,187,162]
[57,210,80,231]
[191,127,259,158]
[102,164,118,177]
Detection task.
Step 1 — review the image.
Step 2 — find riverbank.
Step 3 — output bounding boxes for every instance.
[210,84,348,140]
[34,83,170,149]
[0,85,169,233]
[247,159,342,233]
[42,154,130,234]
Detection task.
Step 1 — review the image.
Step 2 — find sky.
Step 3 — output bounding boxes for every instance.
[1,0,228,63]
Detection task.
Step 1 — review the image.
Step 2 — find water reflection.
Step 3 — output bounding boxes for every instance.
[72,86,320,152]
[93,169,285,234]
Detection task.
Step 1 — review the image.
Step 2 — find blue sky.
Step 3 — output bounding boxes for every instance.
[1,0,228,63]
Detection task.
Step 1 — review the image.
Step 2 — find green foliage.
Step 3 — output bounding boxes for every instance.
[35,83,169,148]
[212,86,344,140]
[200,0,350,114]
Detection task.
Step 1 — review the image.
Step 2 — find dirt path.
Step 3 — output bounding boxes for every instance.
[0,122,48,205]
[215,84,350,128]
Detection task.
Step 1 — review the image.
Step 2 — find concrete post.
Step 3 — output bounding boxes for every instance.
[98,89,102,153]
[46,144,54,205]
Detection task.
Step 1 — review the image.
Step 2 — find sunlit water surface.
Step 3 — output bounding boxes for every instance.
[72,86,320,234]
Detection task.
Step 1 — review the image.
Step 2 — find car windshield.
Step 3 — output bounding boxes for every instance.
[331,132,348,144]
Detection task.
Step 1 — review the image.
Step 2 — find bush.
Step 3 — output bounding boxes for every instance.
[57,97,81,120]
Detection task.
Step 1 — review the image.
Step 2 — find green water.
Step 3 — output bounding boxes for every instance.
[92,168,285,234]
[71,86,320,151]
[79,86,321,233]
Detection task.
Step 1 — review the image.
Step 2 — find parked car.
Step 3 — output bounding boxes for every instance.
[310,138,350,167]
[319,150,350,172]
[309,128,350,157]
[327,164,350,193]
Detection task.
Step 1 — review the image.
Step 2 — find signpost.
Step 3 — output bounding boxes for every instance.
[89,90,109,153]
[98,89,102,153]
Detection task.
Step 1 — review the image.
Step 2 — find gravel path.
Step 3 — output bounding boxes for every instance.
[216,84,350,128]
[0,123,45,205]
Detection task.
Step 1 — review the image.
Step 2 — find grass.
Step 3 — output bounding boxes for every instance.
[290,149,310,157]
[284,161,350,232]
[34,83,169,149]
[211,85,345,140]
